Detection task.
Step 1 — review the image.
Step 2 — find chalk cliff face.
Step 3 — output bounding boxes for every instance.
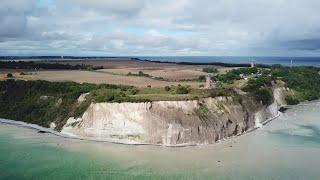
[62,88,286,146]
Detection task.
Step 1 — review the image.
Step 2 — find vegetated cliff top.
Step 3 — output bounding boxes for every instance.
[0,65,319,131]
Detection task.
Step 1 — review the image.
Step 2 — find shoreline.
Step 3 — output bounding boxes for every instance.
[0,57,279,68]
[0,110,282,147]
[1,56,320,68]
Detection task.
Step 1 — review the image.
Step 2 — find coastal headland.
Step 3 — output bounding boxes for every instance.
[1,57,319,146]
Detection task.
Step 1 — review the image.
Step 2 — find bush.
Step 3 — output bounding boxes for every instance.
[203,67,218,73]
[94,90,127,102]
[242,76,272,92]
[175,86,190,94]
[6,73,13,78]
[164,86,171,91]
[255,88,273,105]
[209,88,234,97]
[127,71,151,77]
[198,75,206,82]
[285,95,299,105]
[128,88,139,95]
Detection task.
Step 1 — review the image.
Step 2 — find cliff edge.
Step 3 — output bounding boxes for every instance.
[61,88,287,145]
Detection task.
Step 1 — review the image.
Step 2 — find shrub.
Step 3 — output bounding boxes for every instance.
[198,75,206,82]
[73,101,91,118]
[255,88,273,105]
[94,90,127,103]
[164,86,171,91]
[208,88,235,97]
[127,71,150,77]
[128,88,139,95]
[6,73,13,78]
[285,95,299,105]
[234,95,243,105]
[175,86,190,94]
[154,76,165,80]
[203,67,218,73]
[242,76,272,92]
[194,104,210,120]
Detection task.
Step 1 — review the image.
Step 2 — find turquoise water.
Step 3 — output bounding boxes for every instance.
[1,102,320,179]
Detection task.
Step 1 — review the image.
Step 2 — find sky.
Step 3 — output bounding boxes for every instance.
[1,0,320,56]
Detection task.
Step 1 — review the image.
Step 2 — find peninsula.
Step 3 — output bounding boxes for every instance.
[1,58,319,145]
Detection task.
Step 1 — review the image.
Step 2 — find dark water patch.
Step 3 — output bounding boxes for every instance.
[268,125,320,145]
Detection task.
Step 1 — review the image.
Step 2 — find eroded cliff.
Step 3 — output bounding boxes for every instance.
[61,87,287,145]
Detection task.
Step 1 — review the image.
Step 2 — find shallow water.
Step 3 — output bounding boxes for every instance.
[1,102,320,179]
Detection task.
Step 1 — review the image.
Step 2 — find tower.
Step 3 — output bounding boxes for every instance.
[250,60,256,68]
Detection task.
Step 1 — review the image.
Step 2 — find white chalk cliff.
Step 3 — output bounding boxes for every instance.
[62,88,287,145]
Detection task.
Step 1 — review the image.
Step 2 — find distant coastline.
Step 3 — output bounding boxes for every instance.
[1,56,320,67]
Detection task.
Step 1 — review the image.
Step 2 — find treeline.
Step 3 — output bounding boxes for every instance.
[239,65,320,105]
[0,80,137,131]
[0,56,124,60]
[271,66,320,102]
[213,65,320,105]
[0,61,103,70]
[138,58,270,68]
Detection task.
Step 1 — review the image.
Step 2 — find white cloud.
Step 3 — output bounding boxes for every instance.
[1,0,320,56]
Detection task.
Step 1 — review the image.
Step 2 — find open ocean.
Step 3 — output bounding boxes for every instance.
[137,56,320,67]
[2,56,320,67]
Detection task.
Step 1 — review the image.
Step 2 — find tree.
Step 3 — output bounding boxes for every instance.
[164,86,171,91]
[6,73,13,78]
[255,88,273,105]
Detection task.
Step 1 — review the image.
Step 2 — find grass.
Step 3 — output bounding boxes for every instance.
[129,87,214,101]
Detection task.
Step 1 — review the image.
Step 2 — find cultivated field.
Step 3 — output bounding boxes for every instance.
[0,70,36,81]
[31,70,204,88]
[0,59,232,88]
[98,67,206,81]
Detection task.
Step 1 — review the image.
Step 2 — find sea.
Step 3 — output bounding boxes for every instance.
[137,56,320,67]
[1,101,320,179]
[2,56,320,67]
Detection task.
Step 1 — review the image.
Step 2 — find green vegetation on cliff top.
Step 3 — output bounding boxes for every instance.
[1,65,320,130]
[0,80,234,130]
[217,65,320,104]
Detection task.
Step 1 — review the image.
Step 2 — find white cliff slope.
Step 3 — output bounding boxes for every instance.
[62,88,286,145]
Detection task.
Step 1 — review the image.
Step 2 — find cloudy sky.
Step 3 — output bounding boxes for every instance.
[1,0,320,56]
